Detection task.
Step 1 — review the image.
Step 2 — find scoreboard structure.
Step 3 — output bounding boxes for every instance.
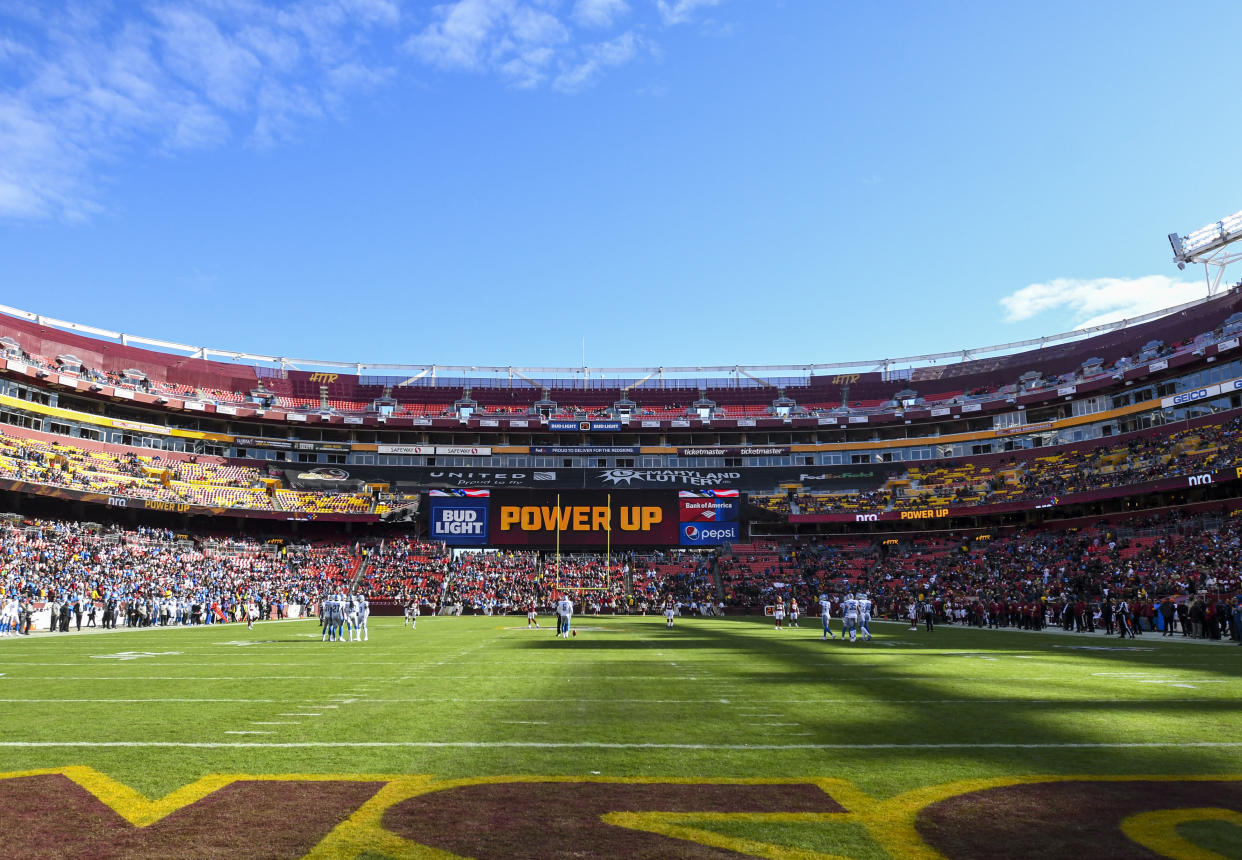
[428,489,741,548]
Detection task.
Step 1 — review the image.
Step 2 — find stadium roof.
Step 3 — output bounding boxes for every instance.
[0,293,1222,383]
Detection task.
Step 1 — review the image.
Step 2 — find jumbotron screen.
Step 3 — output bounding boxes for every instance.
[428,489,740,548]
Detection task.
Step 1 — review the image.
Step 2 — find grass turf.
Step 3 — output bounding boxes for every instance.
[0,614,1238,857]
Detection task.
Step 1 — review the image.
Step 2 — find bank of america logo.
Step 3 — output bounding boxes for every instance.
[534,472,556,481]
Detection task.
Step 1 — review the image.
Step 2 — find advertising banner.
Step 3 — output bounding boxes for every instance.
[530,446,640,455]
[428,490,491,545]
[677,446,790,457]
[678,522,740,546]
[548,420,624,432]
[257,464,899,492]
[488,489,680,548]
[678,495,740,523]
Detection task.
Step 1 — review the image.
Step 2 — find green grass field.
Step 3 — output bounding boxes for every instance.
[1,615,1239,858]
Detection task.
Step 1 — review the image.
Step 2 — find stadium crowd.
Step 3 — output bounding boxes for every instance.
[742,510,1242,642]
[754,414,1242,518]
[0,516,356,634]
[2,506,1239,642]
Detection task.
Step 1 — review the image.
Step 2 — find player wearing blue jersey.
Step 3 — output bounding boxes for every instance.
[819,594,835,640]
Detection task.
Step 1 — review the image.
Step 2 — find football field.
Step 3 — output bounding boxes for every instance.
[0,614,1239,858]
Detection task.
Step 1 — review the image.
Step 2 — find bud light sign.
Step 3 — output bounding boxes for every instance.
[429,490,490,545]
[680,522,739,546]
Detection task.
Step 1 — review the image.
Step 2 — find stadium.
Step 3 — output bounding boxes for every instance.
[3,3,1242,856]
[2,243,1242,857]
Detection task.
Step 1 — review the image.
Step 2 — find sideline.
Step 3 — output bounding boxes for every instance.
[0,616,314,640]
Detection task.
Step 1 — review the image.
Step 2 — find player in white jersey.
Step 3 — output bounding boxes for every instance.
[404,600,416,628]
[789,598,800,628]
[857,592,873,641]
[1,597,17,636]
[663,600,675,628]
[819,594,835,640]
[841,593,860,643]
[556,595,574,638]
[344,595,361,642]
[526,601,539,629]
[773,597,785,630]
[355,594,369,641]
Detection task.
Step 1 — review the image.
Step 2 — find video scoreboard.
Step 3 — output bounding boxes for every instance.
[428,489,741,548]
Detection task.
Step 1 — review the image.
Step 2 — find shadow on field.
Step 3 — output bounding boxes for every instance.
[518,615,1242,777]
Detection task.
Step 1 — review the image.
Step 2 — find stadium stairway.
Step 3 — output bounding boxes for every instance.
[348,543,371,593]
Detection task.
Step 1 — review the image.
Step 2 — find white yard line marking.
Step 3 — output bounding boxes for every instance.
[0,698,277,703]
[0,676,359,681]
[0,740,1239,750]
[279,713,321,717]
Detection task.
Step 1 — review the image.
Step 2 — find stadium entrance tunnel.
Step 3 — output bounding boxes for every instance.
[1,768,1239,858]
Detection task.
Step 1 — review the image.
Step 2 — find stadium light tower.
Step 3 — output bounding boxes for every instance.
[1169,208,1242,295]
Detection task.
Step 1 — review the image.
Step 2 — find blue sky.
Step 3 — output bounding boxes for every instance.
[1,0,1240,373]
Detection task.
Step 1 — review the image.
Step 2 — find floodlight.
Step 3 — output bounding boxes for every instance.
[1169,208,1242,294]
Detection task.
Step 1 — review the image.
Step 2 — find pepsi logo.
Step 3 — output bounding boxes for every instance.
[684,525,699,539]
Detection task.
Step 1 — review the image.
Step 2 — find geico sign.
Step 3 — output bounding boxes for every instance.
[1187,473,1213,486]
[1171,388,1211,406]
[499,505,662,532]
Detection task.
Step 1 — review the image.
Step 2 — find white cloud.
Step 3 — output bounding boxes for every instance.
[1,0,728,219]
[656,0,720,26]
[0,1,401,220]
[1000,275,1208,331]
[572,0,630,29]
[405,0,575,87]
[553,31,641,92]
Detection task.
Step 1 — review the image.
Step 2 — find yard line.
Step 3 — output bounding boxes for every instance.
[0,698,278,703]
[250,721,298,725]
[0,676,360,681]
[278,713,322,717]
[0,740,1239,750]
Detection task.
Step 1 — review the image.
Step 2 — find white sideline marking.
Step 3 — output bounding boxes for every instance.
[501,721,549,725]
[0,696,1217,707]
[0,740,1238,750]
[279,713,321,717]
